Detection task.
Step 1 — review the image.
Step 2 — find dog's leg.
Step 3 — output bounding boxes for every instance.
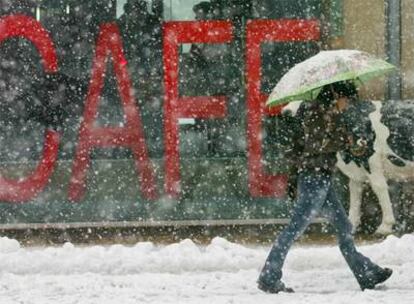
[348,179,364,233]
[367,172,396,235]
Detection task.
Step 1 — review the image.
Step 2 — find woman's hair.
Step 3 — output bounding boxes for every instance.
[317,84,335,108]
[316,81,359,108]
[332,81,359,99]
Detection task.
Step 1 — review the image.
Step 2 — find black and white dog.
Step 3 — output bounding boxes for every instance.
[281,99,414,235]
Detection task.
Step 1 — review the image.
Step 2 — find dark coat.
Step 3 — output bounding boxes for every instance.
[278,101,351,174]
[279,98,375,200]
[299,101,349,172]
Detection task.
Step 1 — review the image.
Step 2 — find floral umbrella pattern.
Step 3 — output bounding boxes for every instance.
[266,49,396,107]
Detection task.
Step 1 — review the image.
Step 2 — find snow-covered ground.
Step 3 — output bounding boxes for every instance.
[0,234,413,304]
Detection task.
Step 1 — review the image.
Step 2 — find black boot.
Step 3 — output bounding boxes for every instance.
[359,268,393,291]
[257,280,294,294]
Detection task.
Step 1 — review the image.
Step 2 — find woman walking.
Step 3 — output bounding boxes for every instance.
[258,81,392,293]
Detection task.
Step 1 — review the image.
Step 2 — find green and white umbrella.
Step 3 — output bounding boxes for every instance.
[266,49,396,107]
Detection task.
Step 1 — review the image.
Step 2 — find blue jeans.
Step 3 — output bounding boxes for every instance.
[259,170,383,287]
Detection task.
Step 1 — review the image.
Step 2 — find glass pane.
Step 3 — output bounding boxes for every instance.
[164,0,200,20]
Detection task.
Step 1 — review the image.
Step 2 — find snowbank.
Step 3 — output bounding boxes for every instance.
[0,234,413,304]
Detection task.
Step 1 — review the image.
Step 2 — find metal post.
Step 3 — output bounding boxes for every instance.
[386,0,402,101]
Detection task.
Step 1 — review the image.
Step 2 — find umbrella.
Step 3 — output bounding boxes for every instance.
[266,49,396,107]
